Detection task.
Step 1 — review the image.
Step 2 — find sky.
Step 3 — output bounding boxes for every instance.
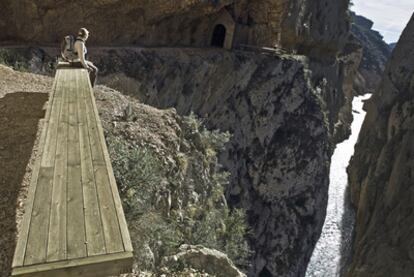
[352,0,414,43]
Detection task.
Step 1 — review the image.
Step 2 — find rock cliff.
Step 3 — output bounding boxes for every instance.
[350,12,391,95]
[0,0,354,145]
[346,14,414,277]
[0,1,360,276]
[0,43,359,276]
[91,47,331,277]
[0,0,348,53]
[0,64,249,277]
[96,85,250,276]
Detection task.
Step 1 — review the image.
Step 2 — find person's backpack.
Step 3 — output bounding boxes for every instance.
[60,35,77,61]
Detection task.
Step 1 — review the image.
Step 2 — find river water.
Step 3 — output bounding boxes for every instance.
[305,94,371,277]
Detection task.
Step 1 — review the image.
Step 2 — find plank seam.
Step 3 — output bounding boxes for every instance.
[65,70,70,261]
[45,68,66,263]
[76,70,89,256]
[81,70,108,255]
[46,68,69,262]
[83,71,123,252]
[91,87,124,249]
[66,68,88,259]
[84,72,132,252]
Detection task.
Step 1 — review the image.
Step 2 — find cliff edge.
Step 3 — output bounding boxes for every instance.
[351,12,391,95]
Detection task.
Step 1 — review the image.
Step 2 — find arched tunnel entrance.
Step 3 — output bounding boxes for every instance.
[211,24,226,47]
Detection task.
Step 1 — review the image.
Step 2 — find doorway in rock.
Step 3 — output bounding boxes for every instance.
[211,24,226,47]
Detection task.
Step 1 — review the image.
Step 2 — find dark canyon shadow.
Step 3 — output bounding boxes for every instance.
[0,92,47,276]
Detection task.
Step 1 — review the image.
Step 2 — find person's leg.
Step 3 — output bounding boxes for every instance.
[86,61,98,87]
[70,61,83,68]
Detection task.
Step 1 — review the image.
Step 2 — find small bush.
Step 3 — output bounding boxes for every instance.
[106,113,251,273]
[0,49,30,72]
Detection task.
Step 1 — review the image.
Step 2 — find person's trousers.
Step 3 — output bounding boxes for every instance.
[70,61,98,87]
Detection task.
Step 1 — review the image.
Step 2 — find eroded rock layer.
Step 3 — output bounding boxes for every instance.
[0,1,360,276]
[347,14,414,277]
[351,12,391,95]
[0,38,361,274]
[0,0,354,144]
[0,0,348,55]
[92,48,331,277]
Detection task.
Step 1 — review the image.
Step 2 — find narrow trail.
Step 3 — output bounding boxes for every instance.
[306,94,371,277]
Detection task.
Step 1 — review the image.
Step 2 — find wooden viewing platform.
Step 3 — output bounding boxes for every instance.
[12,66,133,277]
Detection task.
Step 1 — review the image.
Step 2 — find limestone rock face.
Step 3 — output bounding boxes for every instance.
[307,35,362,144]
[0,41,360,275]
[346,14,414,277]
[0,2,357,275]
[333,36,363,141]
[0,0,349,54]
[162,245,247,277]
[0,0,231,45]
[280,0,350,57]
[351,12,391,95]
[90,48,331,277]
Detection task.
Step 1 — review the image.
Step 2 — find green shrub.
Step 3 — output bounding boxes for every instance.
[106,113,251,272]
[0,49,30,72]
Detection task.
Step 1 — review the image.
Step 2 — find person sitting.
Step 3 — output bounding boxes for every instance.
[62,28,98,87]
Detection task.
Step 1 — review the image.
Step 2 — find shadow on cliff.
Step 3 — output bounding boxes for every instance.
[0,92,47,276]
[338,183,357,275]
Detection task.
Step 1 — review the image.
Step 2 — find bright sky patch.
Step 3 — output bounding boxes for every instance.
[352,0,414,43]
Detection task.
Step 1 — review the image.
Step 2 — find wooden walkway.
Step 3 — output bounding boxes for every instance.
[12,67,133,277]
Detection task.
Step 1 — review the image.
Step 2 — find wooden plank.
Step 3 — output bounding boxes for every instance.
[46,69,69,262]
[22,168,54,265]
[84,71,134,252]
[41,70,65,168]
[24,70,66,265]
[81,70,124,253]
[78,69,106,257]
[14,68,133,276]
[12,251,133,277]
[66,70,87,259]
[92,165,124,253]
[12,70,61,267]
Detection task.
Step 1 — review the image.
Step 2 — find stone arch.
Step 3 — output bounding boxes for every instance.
[210,9,235,49]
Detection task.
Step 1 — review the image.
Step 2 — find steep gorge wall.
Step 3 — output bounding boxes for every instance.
[0,0,348,54]
[0,40,360,276]
[0,0,355,144]
[281,0,350,57]
[347,14,414,277]
[0,1,360,276]
[0,0,354,145]
[94,47,331,277]
[351,12,391,95]
[0,0,231,45]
